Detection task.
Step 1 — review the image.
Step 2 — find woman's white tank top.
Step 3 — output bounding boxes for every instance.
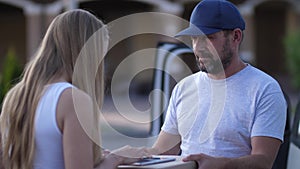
[34,82,73,169]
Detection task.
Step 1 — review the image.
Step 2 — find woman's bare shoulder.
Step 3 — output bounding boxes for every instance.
[56,87,93,130]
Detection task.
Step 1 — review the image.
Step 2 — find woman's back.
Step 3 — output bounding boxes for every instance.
[34,82,73,169]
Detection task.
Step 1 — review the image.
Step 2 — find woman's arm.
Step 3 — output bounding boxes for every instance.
[0,135,5,169]
[57,88,150,169]
[57,88,95,169]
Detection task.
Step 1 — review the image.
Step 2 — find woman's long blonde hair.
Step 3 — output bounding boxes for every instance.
[0,9,108,169]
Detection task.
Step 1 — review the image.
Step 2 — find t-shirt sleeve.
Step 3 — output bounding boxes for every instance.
[161,85,180,135]
[251,91,287,142]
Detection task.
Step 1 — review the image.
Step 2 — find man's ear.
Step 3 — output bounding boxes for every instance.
[233,28,242,42]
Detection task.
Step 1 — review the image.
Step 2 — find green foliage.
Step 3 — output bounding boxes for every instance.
[284,31,300,89]
[0,48,23,105]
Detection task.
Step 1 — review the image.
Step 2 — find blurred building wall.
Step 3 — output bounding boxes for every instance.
[0,0,300,92]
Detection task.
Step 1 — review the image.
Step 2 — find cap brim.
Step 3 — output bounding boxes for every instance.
[175,25,222,37]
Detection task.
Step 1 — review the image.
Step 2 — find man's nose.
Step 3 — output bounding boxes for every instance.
[193,37,209,49]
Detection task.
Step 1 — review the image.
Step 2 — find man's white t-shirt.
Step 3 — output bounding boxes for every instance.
[161,64,287,157]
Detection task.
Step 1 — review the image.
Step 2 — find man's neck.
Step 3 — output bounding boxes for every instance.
[208,59,246,80]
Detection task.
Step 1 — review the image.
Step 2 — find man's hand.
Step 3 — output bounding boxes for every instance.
[183,154,228,169]
[182,136,281,169]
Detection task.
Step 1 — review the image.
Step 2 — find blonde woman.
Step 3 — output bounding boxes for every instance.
[0,9,148,169]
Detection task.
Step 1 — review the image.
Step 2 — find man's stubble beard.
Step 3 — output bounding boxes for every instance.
[197,38,233,74]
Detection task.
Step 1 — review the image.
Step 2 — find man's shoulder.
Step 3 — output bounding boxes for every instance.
[171,71,205,94]
[179,71,206,84]
[245,65,279,83]
[244,65,283,92]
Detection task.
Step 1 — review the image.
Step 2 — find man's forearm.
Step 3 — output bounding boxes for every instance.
[150,131,181,155]
[183,153,275,169]
[223,154,273,169]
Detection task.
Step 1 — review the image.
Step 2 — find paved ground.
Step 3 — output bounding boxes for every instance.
[100,94,157,150]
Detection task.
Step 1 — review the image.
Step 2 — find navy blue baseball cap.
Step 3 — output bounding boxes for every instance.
[175,0,245,37]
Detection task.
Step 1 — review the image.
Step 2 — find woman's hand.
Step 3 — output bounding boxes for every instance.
[109,145,151,164]
[101,148,110,158]
[96,145,151,169]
